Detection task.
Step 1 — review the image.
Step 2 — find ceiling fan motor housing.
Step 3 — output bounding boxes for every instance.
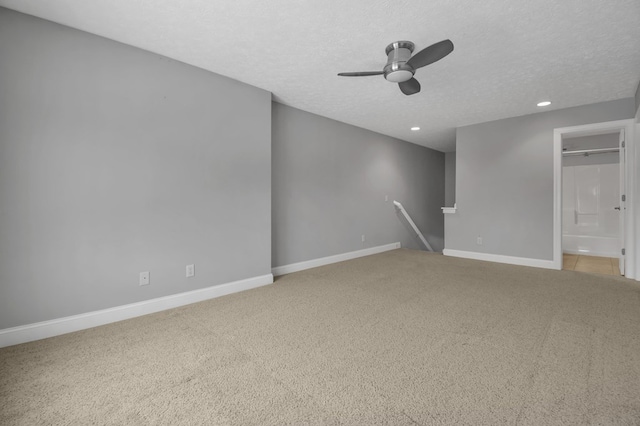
[383,41,415,83]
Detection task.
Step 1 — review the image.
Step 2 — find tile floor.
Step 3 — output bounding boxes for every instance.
[562,253,621,275]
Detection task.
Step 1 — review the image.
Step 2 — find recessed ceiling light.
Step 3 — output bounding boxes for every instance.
[537,101,551,107]
[411,126,420,131]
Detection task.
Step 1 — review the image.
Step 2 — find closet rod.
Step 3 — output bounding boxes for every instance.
[562,147,620,156]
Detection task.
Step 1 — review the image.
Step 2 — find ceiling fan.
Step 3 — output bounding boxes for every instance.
[338,39,454,95]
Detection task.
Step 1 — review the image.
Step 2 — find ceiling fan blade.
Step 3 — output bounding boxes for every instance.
[337,71,384,77]
[407,39,454,70]
[398,78,421,95]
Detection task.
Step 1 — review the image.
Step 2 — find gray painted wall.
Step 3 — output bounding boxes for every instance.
[635,79,640,116]
[272,102,444,267]
[445,152,456,207]
[0,8,272,329]
[446,98,635,261]
[563,133,619,150]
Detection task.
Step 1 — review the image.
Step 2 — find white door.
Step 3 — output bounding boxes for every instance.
[618,129,625,275]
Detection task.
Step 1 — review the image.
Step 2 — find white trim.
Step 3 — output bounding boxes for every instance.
[553,119,636,280]
[637,122,640,280]
[0,274,273,348]
[441,203,457,214]
[443,249,556,269]
[553,127,564,270]
[272,242,401,276]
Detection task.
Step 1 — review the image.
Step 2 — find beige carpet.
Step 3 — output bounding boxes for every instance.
[2,249,640,425]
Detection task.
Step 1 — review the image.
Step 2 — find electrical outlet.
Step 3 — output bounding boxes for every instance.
[362,235,366,242]
[186,264,195,278]
[385,195,389,202]
[139,271,150,286]
[476,236,483,245]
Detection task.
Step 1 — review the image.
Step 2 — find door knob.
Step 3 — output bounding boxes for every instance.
[614,206,621,210]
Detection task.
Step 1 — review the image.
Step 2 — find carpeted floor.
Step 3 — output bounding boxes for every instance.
[1,249,640,425]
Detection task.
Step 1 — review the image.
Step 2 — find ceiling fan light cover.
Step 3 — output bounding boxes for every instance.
[386,70,413,83]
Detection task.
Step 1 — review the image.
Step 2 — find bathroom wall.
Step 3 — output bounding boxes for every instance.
[562,133,621,256]
[562,133,619,166]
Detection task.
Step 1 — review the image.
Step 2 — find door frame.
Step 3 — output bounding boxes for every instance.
[553,119,636,278]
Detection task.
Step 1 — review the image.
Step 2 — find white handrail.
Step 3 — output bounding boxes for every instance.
[393,201,433,252]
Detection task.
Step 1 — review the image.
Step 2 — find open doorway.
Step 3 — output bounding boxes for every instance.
[561,132,622,275]
[553,119,635,279]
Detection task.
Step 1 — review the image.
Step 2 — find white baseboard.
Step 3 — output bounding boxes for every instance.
[0,273,273,348]
[272,242,402,276]
[443,249,558,270]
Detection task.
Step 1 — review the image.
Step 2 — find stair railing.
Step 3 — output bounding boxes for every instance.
[393,201,434,252]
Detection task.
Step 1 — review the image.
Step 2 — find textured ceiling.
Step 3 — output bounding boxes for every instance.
[1,0,639,152]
